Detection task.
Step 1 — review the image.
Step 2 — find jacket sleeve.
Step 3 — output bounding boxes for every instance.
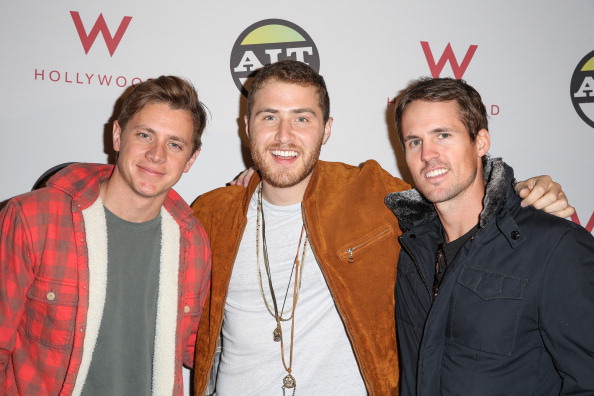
[364,160,412,194]
[539,226,594,393]
[0,201,36,389]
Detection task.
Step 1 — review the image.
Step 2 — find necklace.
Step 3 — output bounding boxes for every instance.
[256,184,307,322]
[256,183,308,395]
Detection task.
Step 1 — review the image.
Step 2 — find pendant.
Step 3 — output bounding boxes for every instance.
[282,374,296,389]
[273,325,282,342]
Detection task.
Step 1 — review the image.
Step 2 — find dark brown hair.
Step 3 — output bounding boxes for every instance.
[118,75,207,152]
[394,77,488,146]
[247,60,330,122]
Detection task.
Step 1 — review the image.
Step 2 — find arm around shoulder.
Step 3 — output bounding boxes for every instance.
[514,175,574,218]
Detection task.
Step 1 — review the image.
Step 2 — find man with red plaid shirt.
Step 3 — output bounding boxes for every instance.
[0,76,211,395]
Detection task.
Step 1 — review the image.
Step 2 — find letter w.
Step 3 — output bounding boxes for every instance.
[70,11,132,57]
[421,41,478,79]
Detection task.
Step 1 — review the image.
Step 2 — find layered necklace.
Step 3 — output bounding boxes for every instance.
[256,184,308,395]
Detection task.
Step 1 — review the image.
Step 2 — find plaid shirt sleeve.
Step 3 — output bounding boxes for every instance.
[0,192,82,395]
[0,200,36,392]
[181,220,212,368]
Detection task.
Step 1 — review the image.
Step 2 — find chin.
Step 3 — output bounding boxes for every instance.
[263,175,303,188]
[133,184,163,199]
[262,166,314,188]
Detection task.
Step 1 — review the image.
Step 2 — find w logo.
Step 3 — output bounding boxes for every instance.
[70,11,132,57]
[421,41,478,79]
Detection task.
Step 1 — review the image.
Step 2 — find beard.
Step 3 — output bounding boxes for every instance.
[250,139,323,189]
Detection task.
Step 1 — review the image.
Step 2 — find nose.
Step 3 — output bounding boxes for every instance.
[420,140,438,163]
[146,142,166,163]
[274,119,295,145]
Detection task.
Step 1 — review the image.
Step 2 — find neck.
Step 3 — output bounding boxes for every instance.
[100,175,164,223]
[434,182,486,243]
[261,173,313,206]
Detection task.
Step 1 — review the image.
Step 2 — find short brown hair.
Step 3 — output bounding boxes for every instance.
[394,77,488,146]
[118,75,207,152]
[246,60,330,122]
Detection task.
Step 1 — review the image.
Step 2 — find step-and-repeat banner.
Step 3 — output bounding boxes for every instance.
[2,2,593,230]
[2,1,593,392]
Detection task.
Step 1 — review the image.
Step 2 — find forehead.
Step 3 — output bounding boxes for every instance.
[401,100,463,133]
[128,103,193,136]
[253,80,321,110]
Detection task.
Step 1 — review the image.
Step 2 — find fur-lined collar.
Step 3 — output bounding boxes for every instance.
[385,155,511,229]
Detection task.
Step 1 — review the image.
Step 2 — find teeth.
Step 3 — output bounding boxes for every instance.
[426,168,448,178]
[271,150,298,158]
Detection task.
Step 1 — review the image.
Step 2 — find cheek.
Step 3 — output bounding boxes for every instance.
[404,151,418,169]
[249,132,267,147]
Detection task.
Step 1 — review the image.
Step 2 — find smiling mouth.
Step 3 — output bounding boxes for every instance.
[425,168,448,178]
[139,165,165,176]
[271,149,298,159]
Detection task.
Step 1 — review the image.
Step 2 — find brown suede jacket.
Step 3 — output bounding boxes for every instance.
[191,160,410,395]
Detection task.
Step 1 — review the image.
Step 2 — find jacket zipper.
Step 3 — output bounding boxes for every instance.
[302,205,373,394]
[399,235,432,298]
[341,227,391,263]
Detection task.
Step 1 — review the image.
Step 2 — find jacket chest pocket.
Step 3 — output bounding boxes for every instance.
[181,294,202,330]
[26,277,78,350]
[449,267,527,356]
[337,225,393,264]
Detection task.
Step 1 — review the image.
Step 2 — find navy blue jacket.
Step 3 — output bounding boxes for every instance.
[385,158,594,396]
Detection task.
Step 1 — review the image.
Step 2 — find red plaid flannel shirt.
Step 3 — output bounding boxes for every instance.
[0,163,211,395]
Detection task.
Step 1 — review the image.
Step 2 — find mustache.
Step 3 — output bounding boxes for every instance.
[265,144,301,151]
[420,160,449,174]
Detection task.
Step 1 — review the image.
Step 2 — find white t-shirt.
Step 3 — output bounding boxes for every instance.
[214,192,366,395]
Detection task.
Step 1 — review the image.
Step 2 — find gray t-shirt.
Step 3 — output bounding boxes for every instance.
[81,207,161,395]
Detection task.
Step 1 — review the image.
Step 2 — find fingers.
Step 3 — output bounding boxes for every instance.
[550,204,576,219]
[516,176,573,218]
[522,186,559,210]
[515,176,553,207]
[515,184,530,200]
[230,167,256,188]
[532,190,568,212]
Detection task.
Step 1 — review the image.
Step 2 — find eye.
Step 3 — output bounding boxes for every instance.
[169,142,183,151]
[263,115,275,121]
[138,132,150,139]
[408,139,421,148]
[296,116,308,122]
[437,132,451,139]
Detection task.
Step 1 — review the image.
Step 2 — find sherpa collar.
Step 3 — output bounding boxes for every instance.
[71,198,180,396]
[384,155,511,229]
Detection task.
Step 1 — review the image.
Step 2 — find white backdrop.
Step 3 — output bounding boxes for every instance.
[2,0,594,392]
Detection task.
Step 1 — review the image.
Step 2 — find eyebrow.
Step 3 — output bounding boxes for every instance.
[404,127,453,141]
[255,108,278,116]
[254,108,317,116]
[292,108,316,115]
[403,134,420,142]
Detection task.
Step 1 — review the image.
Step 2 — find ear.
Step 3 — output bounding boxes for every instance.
[113,121,122,152]
[244,115,250,140]
[183,149,200,173]
[476,129,490,157]
[322,117,333,145]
